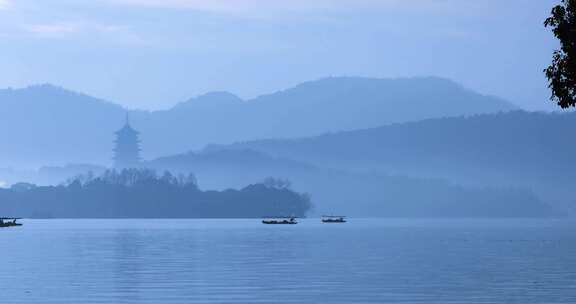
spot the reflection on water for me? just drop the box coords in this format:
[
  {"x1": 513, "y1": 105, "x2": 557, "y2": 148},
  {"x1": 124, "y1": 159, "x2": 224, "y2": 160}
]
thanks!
[{"x1": 1, "y1": 219, "x2": 575, "y2": 303}]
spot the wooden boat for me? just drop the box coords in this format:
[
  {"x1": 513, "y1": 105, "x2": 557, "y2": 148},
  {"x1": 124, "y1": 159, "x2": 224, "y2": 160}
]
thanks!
[
  {"x1": 0, "y1": 218, "x2": 22, "y2": 228},
  {"x1": 262, "y1": 217, "x2": 298, "y2": 225},
  {"x1": 321, "y1": 215, "x2": 346, "y2": 223}
]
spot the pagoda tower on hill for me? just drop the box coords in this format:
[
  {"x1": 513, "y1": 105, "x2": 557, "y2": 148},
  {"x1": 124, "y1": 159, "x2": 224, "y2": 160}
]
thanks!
[{"x1": 113, "y1": 114, "x2": 141, "y2": 168}]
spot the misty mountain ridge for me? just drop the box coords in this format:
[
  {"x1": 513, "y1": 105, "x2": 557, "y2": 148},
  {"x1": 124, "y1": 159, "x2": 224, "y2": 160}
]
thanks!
[
  {"x1": 209, "y1": 110, "x2": 576, "y2": 214},
  {"x1": 253, "y1": 76, "x2": 515, "y2": 108},
  {"x1": 0, "y1": 143, "x2": 557, "y2": 217},
  {"x1": 215, "y1": 110, "x2": 576, "y2": 183},
  {"x1": 173, "y1": 91, "x2": 244, "y2": 110},
  {"x1": 0, "y1": 83, "x2": 122, "y2": 110},
  {"x1": 144, "y1": 147, "x2": 552, "y2": 217},
  {"x1": 151, "y1": 149, "x2": 315, "y2": 171},
  {"x1": 0, "y1": 76, "x2": 518, "y2": 167}
]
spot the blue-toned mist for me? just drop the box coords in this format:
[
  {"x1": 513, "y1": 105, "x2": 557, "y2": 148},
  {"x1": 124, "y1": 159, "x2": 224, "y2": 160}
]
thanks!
[{"x1": 0, "y1": 77, "x2": 572, "y2": 217}]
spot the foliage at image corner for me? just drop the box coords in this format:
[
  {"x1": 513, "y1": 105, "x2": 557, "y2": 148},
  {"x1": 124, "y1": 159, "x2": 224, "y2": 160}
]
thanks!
[{"x1": 545, "y1": 0, "x2": 576, "y2": 108}]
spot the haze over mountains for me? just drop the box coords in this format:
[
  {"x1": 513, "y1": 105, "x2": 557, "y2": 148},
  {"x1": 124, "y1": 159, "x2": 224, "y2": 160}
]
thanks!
[
  {"x1": 0, "y1": 77, "x2": 516, "y2": 167},
  {"x1": 201, "y1": 111, "x2": 575, "y2": 215},
  {"x1": 218, "y1": 111, "x2": 576, "y2": 186},
  {"x1": 146, "y1": 149, "x2": 552, "y2": 217},
  {"x1": 1, "y1": 75, "x2": 570, "y2": 217}
]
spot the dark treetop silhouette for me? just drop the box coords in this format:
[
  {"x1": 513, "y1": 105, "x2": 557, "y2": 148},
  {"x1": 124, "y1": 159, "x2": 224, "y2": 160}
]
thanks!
[
  {"x1": 545, "y1": 0, "x2": 576, "y2": 108},
  {"x1": 0, "y1": 169, "x2": 312, "y2": 218}
]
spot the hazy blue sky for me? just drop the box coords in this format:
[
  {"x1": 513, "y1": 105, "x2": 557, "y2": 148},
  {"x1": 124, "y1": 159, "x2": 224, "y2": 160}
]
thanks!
[{"x1": 0, "y1": 0, "x2": 559, "y2": 110}]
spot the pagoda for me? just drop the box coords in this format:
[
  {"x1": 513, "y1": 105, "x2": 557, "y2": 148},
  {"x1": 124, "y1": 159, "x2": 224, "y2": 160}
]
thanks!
[{"x1": 113, "y1": 114, "x2": 141, "y2": 168}]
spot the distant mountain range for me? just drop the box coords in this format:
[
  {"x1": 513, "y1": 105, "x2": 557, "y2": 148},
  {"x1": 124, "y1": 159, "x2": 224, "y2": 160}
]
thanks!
[
  {"x1": 1, "y1": 145, "x2": 557, "y2": 217},
  {"x1": 0, "y1": 77, "x2": 516, "y2": 167},
  {"x1": 2, "y1": 76, "x2": 559, "y2": 217},
  {"x1": 216, "y1": 111, "x2": 575, "y2": 184},
  {"x1": 206, "y1": 111, "x2": 576, "y2": 215},
  {"x1": 145, "y1": 149, "x2": 553, "y2": 217}
]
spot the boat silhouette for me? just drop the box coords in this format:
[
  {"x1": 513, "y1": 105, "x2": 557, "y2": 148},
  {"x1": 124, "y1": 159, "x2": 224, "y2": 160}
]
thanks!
[
  {"x1": 321, "y1": 215, "x2": 346, "y2": 223},
  {"x1": 262, "y1": 217, "x2": 298, "y2": 225},
  {"x1": 0, "y1": 218, "x2": 22, "y2": 228}
]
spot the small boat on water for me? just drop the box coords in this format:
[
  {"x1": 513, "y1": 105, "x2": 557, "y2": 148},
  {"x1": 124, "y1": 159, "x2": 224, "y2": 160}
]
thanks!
[
  {"x1": 321, "y1": 215, "x2": 346, "y2": 223},
  {"x1": 0, "y1": 218, "x2": 22, "y2": 228},
  {"x1": 262, "y1": 217, "x2": 298, "y2": 225}
]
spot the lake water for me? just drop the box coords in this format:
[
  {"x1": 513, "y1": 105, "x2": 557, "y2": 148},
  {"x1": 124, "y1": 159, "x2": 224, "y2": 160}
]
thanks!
[{"x1": 1, "y1": 219, "x2": 575, "y2": 303}]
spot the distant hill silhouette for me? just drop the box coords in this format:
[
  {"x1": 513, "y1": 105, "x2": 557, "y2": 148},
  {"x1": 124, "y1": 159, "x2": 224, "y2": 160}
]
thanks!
[
  {"x1": 146, "y1": 149, "x2": 553, "y2": 217},
  {"x1": 0, "y1": 84, "x2": 126, "y2": 167},
  {"x1": 2, "y1": 148, "x2": 551, "y2": 217},
  {"x1": 211, "y1": 111, "x2": 576, "y2": 214},
  {"x1": 217, "y1": 111, "x2": 574, "y2": 181},
  {"x1": 0, "y1": 77, "x2": 516, "y2": 167}
]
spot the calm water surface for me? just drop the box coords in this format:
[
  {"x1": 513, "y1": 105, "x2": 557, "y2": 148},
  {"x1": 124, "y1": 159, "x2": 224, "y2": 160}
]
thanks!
[{"x1": 1, "y1": 219, "x2": 575, "y2": 303}]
